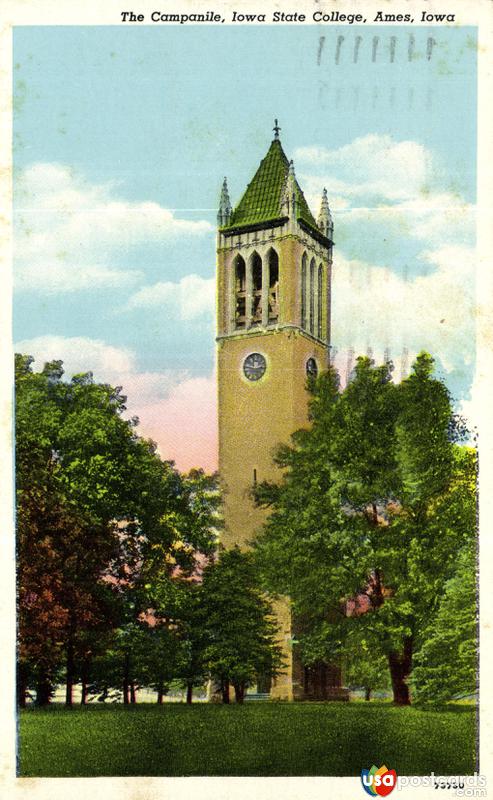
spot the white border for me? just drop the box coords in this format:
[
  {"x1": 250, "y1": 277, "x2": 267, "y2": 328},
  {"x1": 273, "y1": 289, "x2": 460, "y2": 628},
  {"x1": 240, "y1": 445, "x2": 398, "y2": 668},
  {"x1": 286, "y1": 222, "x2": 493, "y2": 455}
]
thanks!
[{"x1": 1, "y1": 2, "x2": 491, "y2": 799}]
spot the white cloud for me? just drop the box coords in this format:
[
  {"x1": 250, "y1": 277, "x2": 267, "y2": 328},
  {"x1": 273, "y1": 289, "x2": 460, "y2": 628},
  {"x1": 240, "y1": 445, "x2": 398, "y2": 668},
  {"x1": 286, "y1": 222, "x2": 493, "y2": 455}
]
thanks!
[
  {"x1": 14, "y1": 335, "x2": 185, "y2": 401},
  {"x1": 293, "y1": 133, "x2": 476, "y2": 402},
  {"x1": 295, "y1": 135, "x2": 435, "y2": 202},
  {"x1": 14, "y1": 335, "x2": 137, "y2": 381},
  {"x1": 14, "y1": 163, "x2": 213, "y2": 295},
  {"x1": 126, "y1": 274, "x2": 215, "y2": 320},
  {"x1": 14, "y1": 335, "x2": 217, "y2": 472},
  {"x1": 296, "y1": 135, "x2": 475, "y2": 256},
  {"x1": 15, "y1": 263, "x2": 141, "y2": 294},
  {"x1": 331, "y1": 244, "x2": 475, "y2": 379},
  {"x1": 325, "y1": 193, "x2": 475, "y2": 249}
]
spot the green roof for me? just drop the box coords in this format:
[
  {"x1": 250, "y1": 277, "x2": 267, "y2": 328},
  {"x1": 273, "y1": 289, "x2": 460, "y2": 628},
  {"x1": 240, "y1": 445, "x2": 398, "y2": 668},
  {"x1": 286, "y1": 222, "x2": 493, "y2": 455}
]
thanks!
[{"x1": 221, "y1": 139, "x2": 319, "y2": 234}]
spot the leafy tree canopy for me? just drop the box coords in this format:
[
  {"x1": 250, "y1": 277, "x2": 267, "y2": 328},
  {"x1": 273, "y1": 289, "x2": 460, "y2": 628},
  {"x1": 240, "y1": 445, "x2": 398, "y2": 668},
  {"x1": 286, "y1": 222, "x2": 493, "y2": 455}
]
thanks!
[
  {"x1": 201, "y1": 547, "x2": 283, "y2": 702},
  {"x1": 253, "y1": 353, "x2": 476, "y2": 705},
  {"x1": 15, "y1": 354, "x2": 219, "y2": 705}
]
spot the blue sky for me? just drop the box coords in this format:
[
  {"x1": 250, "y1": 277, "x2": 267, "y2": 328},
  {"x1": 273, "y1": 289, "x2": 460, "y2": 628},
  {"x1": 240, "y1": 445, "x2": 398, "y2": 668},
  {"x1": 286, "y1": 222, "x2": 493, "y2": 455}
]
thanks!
[{"x1": 13, "y1": 25, "x2": 477, "y2": 468}]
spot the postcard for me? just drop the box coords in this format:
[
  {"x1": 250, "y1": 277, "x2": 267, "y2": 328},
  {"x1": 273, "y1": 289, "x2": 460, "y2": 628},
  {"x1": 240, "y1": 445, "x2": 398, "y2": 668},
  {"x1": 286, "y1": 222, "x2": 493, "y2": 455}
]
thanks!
[{"x1": 1, "y1": 1, "x2": 492, "y2": 799}]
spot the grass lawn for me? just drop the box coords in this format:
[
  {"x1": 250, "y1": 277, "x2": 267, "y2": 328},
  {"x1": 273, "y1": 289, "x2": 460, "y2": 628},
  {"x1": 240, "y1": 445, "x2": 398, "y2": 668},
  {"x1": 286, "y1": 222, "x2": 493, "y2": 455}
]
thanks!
[{"x1": 18, "y1": 702, "x2": 477, "y2": 777}]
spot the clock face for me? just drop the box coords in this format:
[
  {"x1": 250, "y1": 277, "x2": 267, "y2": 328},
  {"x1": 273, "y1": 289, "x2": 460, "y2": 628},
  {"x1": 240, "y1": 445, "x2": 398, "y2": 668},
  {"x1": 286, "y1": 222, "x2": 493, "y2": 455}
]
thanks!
[
  {"x1": 243, "y1": 353, "x2": 267, "y2": 381},
  {"x1": 306, "y1": 357, "x2": 318, "y2": 378}
]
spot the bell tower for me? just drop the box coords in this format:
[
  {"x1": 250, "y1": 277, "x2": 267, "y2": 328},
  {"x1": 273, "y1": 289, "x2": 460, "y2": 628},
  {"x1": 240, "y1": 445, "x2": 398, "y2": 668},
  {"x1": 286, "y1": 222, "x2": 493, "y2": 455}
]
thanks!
[{"x1": 216, "y1": 123, "x2": 335, "y2": 700}]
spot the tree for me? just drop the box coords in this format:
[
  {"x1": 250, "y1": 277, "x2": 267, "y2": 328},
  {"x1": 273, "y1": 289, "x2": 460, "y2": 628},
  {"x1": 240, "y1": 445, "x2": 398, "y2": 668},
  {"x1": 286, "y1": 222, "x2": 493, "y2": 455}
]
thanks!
[
  {"x1": 95, "y1": 619, "x2": 182, "y2": 705},
  {"x1": 253, "y1": 354, "x2": 476, "y2": 705},
  {"x1": 15, "y1": 354, "x2": 219, "y2": 705},
  {"x1": 128, "y1": 469, "x2": 220, "y2": 703},
  {"x1": 16, "y1": 356, "x2": 122, "y2": 705},
  {"x1": 201, "y1": 547, "x2": 283, "y2": 703},
  {"x1": 412, "y1": 502, "x2": 478, "y2": 703},
  {"x1": 135, "y1": 622, "x2": 186, "y2": 704},
  {"x1": 128, "y1": 574, "x2": 198, "y2": 704},
  {"x1": 342, "y1": 625, "x2": 391, "y2": 701},
  {"x1": 177, "y1": 581, "x2": 210, "y2": 704}
]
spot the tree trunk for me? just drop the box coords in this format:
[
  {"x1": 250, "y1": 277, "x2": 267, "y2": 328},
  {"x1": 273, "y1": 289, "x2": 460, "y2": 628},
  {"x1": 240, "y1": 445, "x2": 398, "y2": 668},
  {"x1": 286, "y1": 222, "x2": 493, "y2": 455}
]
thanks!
[
  {"x1": 123, "y1": 652, "x2": 130, "y2": 705},
  {"x1": 303, "y1": 666, "x2": 310, "y2": 695},
  {"x1": 18, "y1": 686, "x2": 27, "y2": 709},
  {"x1": 234, "y1": 683, "x2": 245, "y2": 704},
  {"x1": 221, "y1": 679, "x2": 230, "y2": 704},
  {"x1": 320, "y1": 663, "x2": 328, "y2": 700},
  {"x1": 365, "y1": 687, "x2": 372, "y2": 701},
  {"x1": 368, "y1": 504, "x2": 385, "y2": 609},
  {"x1": 17, "y1": 666, "x2": 28, "y2": 709},
  {"x1": 388, "y1": 637, "x2": 413, "y2": 705},
  {"x1": 80, "y1": 659, "x2": 90, "y2": 705},
  {"x1": 130, "y1": 680, "x2": 136, "y2": 704},
  {"x1": 186, "y1": 682, "x2": 193, "y2": 704},
  {"x1": 35, "y1": 675, "x2": 52, "y2": 706},
  {"x1": 65, "y1": 640, "x2": 74, "y2": 707}
]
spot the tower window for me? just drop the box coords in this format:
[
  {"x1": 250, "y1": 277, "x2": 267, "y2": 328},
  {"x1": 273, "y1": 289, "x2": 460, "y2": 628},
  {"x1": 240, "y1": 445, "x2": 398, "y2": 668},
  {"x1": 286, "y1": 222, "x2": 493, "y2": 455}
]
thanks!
[
  {"x1": 318, "y1": 264, "x2": 323, "y2": 340},
  {"x1": 234, "y1": 254, "x2": 246, "y2": 329},
  {"x1": 301, "y1": 253, "x2": 307, "y2": 330},
  {"x1": 309, "y1": 257, "x2": 315, "y2": 335},
  {"x1": 268, "y1": 249, "x2": 279, "y2": 324},
  {"x1": 251, "y1": 252, "x2": 262, "y2": 327}
]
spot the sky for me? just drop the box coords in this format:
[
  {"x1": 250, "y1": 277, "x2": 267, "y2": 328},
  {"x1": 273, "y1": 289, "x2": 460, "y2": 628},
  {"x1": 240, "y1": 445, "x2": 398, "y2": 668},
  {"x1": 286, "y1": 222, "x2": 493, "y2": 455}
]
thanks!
[{"x1": 13, "y1": 25, "x2": 477, "y2": 471}]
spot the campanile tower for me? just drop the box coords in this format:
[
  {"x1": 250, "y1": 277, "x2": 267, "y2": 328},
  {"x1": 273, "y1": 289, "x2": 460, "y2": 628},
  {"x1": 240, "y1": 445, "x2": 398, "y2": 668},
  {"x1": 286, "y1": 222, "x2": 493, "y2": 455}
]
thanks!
[{"x1": 216, "y1": 123, "x2": 335, "y2": 699}]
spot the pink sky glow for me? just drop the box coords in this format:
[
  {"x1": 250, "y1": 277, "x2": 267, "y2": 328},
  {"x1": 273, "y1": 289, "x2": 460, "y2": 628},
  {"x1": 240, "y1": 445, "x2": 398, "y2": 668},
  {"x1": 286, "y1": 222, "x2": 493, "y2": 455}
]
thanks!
[{"x1": 134, "y1": 375, "x2": 218, "y2": 474}]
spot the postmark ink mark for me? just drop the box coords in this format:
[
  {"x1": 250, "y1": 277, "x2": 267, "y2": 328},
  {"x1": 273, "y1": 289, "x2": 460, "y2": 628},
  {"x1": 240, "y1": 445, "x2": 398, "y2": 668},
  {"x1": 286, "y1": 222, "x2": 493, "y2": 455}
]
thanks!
[
  {"x1": 372, "y1": 36, "x2": 379, "y2": 62},
  {"x1": 335, "y1": 35, "x2": 344, "y2": 64},
  {"x1": 354, "y1": 35, "x2": 362, "y2": 63},
  {"x1": 426, "y1": 37, "x2": 436, "y2": 60}
]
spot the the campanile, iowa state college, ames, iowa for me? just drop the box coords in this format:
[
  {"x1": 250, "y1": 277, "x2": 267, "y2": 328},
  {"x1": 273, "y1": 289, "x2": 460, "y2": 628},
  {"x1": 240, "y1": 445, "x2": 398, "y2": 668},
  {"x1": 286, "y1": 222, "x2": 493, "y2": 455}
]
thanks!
[{"x1": 216, "y1": 123, "x2": 346, "y2": 700}]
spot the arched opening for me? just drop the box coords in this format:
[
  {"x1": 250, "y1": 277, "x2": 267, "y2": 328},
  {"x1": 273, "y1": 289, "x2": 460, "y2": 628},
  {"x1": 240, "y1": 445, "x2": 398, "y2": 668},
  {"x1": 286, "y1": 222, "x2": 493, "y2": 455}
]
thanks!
[
  {"x1": 309, "y1": 257, "x2": 315, "y2": 335},
  {"x1": 301, "y1": 252, "x2": 307, "y2": 330},
  {"x1": 251, "y1": 252, "x2": 262, "y2": 327},
  {"x1": 267, "y1": 248, "x2": 279, "y2": 324},
  {"x1": 234, "y1": 254, "x2": 246, "y2": 329},
  {"x1": 317, "y1": 264, "x2": 323, "y2": 339}
]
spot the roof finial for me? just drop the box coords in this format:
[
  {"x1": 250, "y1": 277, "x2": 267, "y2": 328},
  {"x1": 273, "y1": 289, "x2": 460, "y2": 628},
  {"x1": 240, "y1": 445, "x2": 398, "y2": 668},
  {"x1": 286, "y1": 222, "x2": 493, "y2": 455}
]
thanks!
[
  {"x1": 273, "y1": 118, "x2": 281, "y2": 140},
  {"x1": 317, "y1": 187, "x2": 333, "y2": 238},
  {"x1": 217, "y1": 176, "x2": 232, "y2": 227}
]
